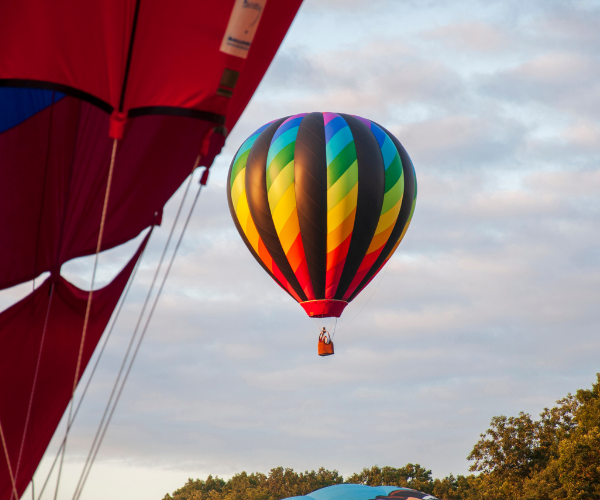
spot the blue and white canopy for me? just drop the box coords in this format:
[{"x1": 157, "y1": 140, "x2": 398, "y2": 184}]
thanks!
[{"x1": 284, "y1": 484, "x2": 437, "y2": 500}]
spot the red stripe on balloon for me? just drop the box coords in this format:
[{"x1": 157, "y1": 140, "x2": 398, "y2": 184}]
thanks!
[
  {"x1": 347, "y1": 256, "x2": 391, "y2": 300},
  {"x1": 342, "y1": 247, "x2": 385, "y2": 300},
  {"x1": 272, "y1": 263, "x2": 303, "y2": 303},
  {"x1": 325, "y1": 232, "x2": 353, "y2": 298},
  {"x1": 287, "y1": 232, "x2": 315, "y2": 300}
]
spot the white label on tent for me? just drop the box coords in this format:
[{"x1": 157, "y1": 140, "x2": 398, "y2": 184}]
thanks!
[{"x1": 220, "y1": 0, "x2": 268, "y2": 59}]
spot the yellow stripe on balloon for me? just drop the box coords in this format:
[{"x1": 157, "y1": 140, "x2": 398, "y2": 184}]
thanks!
[
  {"x1": 374, "y1": 198, "x2": 402, "y2": 235},
  {"x1": 327, "y1": 207, "x2": 356, "y2": 253},
  {"x1": 267, "y1": 160, "x2": 295, "y2": 212},
  {"x1": 271, "y1": 182, "x2": 297, "y2": 234},
  {"x1": 381, "y1": 202, "x2": 416, "y2": 264},
  {"x1": 327, "y1": 183, "x2": 358, "y2": 234},
  {"x1": 244, "y1": 213, "x2": 261, "y2": 252},
  {"x1": 230, "y1": 171, "x2": 246, "y2": 211},
  {"x1": 235, "y1": 189, "x2": 261, "y2": 252},
  {"x1": 235, "y1": 191, "x2": 250, "y2": 227}
]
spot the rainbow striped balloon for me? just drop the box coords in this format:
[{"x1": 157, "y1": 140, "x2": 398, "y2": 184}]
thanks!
[{"x1": 227, "y1": 112, "x2": 417, "y2": 318}]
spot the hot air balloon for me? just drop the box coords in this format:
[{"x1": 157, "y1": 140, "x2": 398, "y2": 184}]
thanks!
[
  {"x1": 227, "y1": 113, "x2": 417, "y2": 355},
  {"x1": 283, "y1": 484, "x2": 438, "y2": 500},
  {"x1": 0, "y1": 2, "x2": 302, "y2": 499}
]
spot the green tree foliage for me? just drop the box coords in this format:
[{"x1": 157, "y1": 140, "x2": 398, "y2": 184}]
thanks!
[
  {"x1": 162, "y1": 475, "x2": 226, "y2": 500},
  {"x1": 346, "y1": 464, "x2": 434, "y2": 493},
  {"x1": 162, "y1": 374, "x2": 600, "y2": 500},
  {"x1": 162, "y1": 467, "x2": 343, "y2": 500},
  {"x1": 467, "y1": 373, "x2": 600, "y2": 499},
  {"x1": 429, "y1": 474, "x2": 482, "y2": 500}
]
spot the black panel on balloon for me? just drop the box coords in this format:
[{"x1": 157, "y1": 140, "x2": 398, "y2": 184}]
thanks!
[
  {"x1": 334, "y1": 114, "x2": 385, "y2": 300},
  {"x1": 245, "y1": 117, "x2": 308, "y2": 302},
  {"x1": 294, "y1": 112, "x2": 327, "y2": 300},
  {"x1": 348, "y1": 122, "x2": 416, "y2": 302},
  {"x1": 226, "y1": 164, "x2": 293, "y2": 299}
]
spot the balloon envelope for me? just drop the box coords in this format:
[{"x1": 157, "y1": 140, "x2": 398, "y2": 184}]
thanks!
[
  {"x1": 283, "y1": 484, "x2": 437, "y2": 500},
  {"x1": 227, "y1": 113, "x2": 417, "y2": 318}
]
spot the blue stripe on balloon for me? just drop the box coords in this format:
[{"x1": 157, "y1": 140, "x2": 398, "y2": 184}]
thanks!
[
  {"x1": 271, "y1": 114, "x2": 305, "y2": 144},
  {"x1": 324, "y1": 115, "x2": 346, "y2": 142},
  {"x1": 325, "y1": 126, "x2": 353, "y2": 165},
  {"x1": 0, "y1": 88, "x2": 65, "y2": 133},
  {"x1": 369, "y1": 122, "x2": 387, "y2": 149},
  {"x1": 267, "y1": 126, "x2": 299, "y2": 168},
  {"x1": 233, "y1": 122, "x2": 272, "y2": 164},
  {"x1": 380, "y1": 135, "x2": 398, "y2": 170},
  {"x1": 283, "y1": 484, "x2": 412, "y2": 500}
]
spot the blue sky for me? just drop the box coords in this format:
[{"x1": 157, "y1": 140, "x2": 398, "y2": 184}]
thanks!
[{"x1": 2, "y1": 1, "x2": 600, "y2": 499}]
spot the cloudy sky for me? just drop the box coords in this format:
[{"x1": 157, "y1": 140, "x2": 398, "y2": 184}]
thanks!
[{"x1": 3, "y1": 0, "x2": 600, "y2": 499}]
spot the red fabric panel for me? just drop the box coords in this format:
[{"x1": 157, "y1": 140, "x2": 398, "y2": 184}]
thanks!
[
  {"x1": 0, "y1": 97, "x2": 219, "y2": 291},
  {"x1": 0, "y1": 234, "x2": 148, "y2": 500},
  {"x1": 0, "y1": 0, "x2": 136, "y2": 108},
  {"x1": 226, "y1": 0, "x2": 303, "y2": 129},
  {"x1": 57, "y1": 103, "x2": 214, "y2": 263},
  {"x1": 0, "y1": 0, "x2": 303, "y2": 117},
  {"x1": 124, "y1": 0, "x2": 243, "y2": 113},
  {"x1": 299, "y1": 299, "x2": 348, "y2": 319},
  {"x1": 0, "y1": 0, "x2": 301, "y2": 290},
  {"x1": 0, "y1": 97, "x2": 78, "y2": 290}
]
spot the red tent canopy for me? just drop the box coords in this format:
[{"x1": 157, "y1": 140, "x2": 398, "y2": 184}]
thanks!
[
  {"x1": 0, "y1": 0, "x2": 300, "y2": 129},
  {"x1": 0, "y1": 1, "x2": 303, "y2": 498}
]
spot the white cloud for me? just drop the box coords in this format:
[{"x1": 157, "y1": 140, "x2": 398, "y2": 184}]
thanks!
[{"x1": 422, "y1": 21, "x2": 511, "y2": 53}]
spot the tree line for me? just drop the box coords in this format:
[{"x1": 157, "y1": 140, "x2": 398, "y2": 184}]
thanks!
[{"x1": 162, "y1": 374, "x2": 600, "y2": 500}]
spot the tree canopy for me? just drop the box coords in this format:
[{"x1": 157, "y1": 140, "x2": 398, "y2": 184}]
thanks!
[{"x1": 163, "y1": 374, "x2": 600, "y2": 500}]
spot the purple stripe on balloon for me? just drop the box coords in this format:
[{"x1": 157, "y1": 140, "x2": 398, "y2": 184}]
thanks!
[
  {"x1": 324, "y1": 114, "x2": 347, "y2": 143},
  {"x1": 353, "y1": 115, "x2": 372, "y2": 128},
  {"x1": 323, "y1": 111, "x2": 338, "y2": 125}
]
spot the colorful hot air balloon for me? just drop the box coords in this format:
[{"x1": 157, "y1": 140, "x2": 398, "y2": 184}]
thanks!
[
  {"x1": 227, "y1": 112, "x2": 417, "y2": 347},
  {"x1": 283, "y1": 484, "x2": 437, "y2": 500}
]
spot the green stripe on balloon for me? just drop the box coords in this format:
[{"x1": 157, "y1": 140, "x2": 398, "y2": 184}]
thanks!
[
  {"x1": 326, "y1": 142, "x2": 357, "y2": 189},
  {"x1": 266, "y1": 142, "x2": 295, "y2": 191}
]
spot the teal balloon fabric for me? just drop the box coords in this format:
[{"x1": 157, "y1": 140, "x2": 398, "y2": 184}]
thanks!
[{"x1": 283, "y1": 484, "x2": 438, "y2": 500}]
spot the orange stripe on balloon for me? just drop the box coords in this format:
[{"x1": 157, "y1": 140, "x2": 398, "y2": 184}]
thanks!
[
  {"x1": 278, "y1": 207, "x2": 301, "y2": 254},
  {"x1": 257, "y1": 238, "x2": 274, "y2": 269},
  {"x1": 366, "y1": 224, "x2": 395, "y2": 255},
  {"x1": 257, "y1": 236, "x2": 303, "y2": 302},
  {"x1": 244, "y1": 217, "x2": 261, "y2": 253}
]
